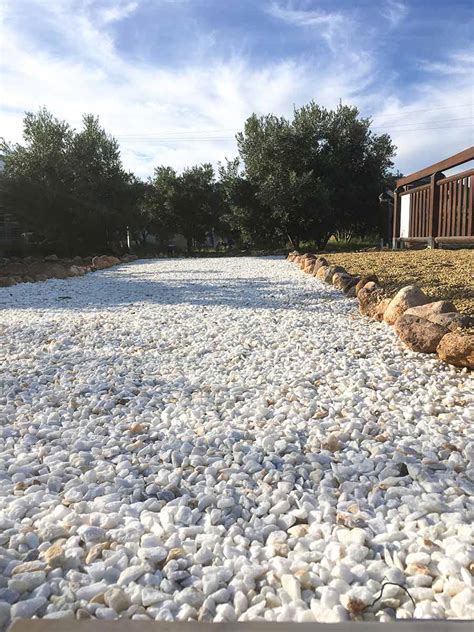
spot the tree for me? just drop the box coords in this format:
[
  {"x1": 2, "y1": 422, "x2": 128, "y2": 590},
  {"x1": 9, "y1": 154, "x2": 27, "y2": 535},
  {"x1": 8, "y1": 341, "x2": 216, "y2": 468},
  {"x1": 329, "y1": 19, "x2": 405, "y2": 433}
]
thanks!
[
  {"x1": 0, "y1": 108, "x2": 75, "y2": 249},
  {"x1": 68, "y1": 114, "x2": 130, "y2": 251},
  {"x1": 218, "y1": 158, "x2": 273, "y2": 248},
  {"x1": 235, "y1": 102, "x2": 396, "y2": 249},
  {"x1": 0, "y1": 108, "x2": 141, "y2": 254},
  {"x1": 144, "y1": 163, "x2": 221, "y2": 252},
  {"x1": 236, "y1": 113, "x2": 329, "y2": 249},
  {"x1": 175, "y1": 164, "x2": 219, "y2": 252},
  {"x1": 142, "y1": 166, "x2": 179, "y2": 249},
  {"x1": 293, "y1": 103, "x2": 395, "y2": 241}
]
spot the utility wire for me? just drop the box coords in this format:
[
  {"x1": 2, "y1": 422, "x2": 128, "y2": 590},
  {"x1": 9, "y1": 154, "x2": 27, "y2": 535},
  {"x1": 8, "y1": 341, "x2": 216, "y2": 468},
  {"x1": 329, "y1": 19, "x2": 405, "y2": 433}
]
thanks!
[
  {"x1": 117, "y1": 122, "x2": 473, "y2": 143},
  {"x1": 370, "y1": 102, "x2": 472, "y2": 121},
  {"x1": 116, "y1": 117, "x2": 473, "y2": 142},
  {"x1": 114, "y1": 103, "x2": 473, "y2": 140}
]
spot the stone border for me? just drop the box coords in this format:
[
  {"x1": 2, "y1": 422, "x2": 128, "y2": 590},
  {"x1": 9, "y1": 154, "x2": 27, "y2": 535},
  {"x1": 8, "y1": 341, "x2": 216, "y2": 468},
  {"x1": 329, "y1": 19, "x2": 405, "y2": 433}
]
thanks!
[
  {"x1": 0, "y1": 255, "x2": 139, "y2": 288},
  {"x1": 287, "y1": 252, "x2": 473, "y2": 370}
]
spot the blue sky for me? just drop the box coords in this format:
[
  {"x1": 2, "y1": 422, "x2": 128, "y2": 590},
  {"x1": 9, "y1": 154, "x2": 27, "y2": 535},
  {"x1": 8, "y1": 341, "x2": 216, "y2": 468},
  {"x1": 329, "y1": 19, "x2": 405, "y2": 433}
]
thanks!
[{"x1": 1, "y1": 0, "x2": 473, "y2": 178}]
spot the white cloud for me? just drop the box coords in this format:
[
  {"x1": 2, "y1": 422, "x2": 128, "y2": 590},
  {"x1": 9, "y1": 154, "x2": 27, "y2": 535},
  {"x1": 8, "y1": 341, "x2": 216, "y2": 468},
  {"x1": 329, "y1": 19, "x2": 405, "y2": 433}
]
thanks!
[
  {"x1": 264, "y1": 1, "x2": 344, "y2": 50},
  {"x1": 0, "y1": 0, "x2": 472, "y2": 179},
  {"x1": 98, "y1": 1, "x2": 139, "y2": 25},
  {"x1": 0, "y1": 1, "x2": 374, "y2": 177},
  {"x1": 369, "y1": 49, "x2": 474, "y2": 175},
  {"x1": 382, "y1": 0, "x2": 408, "y2": 28}
]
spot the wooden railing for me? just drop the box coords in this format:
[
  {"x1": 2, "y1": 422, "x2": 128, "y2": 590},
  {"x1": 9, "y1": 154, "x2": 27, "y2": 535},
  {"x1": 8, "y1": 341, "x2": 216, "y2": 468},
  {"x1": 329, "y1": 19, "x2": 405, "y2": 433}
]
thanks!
[
  {"x1": 437, "y1": 169, "x2": 473, "y2": 241},
  {"x1": 393, "y1": 146, "x2": 474, "y2": 247},
  {"x1": 400, "y1": 184, "x2": 431, "y2": 239}
]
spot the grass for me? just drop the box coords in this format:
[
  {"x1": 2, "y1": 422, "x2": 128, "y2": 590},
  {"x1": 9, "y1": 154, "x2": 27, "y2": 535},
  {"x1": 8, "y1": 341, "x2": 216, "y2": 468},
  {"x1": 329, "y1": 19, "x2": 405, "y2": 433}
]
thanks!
[{"x1": 322, "y1": 248, "x2": 474, "y2": 315}]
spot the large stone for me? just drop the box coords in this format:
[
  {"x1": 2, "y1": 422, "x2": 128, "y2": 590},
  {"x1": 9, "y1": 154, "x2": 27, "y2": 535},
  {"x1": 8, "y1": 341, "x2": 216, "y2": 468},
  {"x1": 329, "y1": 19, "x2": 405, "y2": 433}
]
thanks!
[
  {"x1": 374, "y1": 297, "x2": 392, "y2": 322},
  {"x1": 300, "y1": 254, "x2": 316, "y2": 270},
  {"x1": 303, "y1": 258, "x2": 317, "y2": 273},
  {"x1": 323, "y1": 265, "x2": 346, "y2": 284},
  {"x1": 394, "y1": 314, "x2": 449, "y2": 353},
  {"x1": 0, "y1": 277, "x2": 16, "y2": 287},
  {"x1": 11, "y1": 597, "x2": 46, "y2": 619},
  {"x1": 358, "y1": 282, "x2": 386, "y2": 318},
  {"x1": 404, "y1": 300, "x2": 457, "y2": 319},
  {"x1": 41, "y1": 263, "x2": 69, "y2": 279},
  {"x1": 92, "y1": 255, "x2": 120, "y2": 270},
  {"x1": 315, "y1": 265, "x2": 329, "y2": 281},
  {"x1": 311, "y1": 256, "x2": 328, "y2": 275},
  {"x1": 355, "y1": 275, "x2": 379, "y2": 296},
  {"x1": 429, "y1": 312, "x2": 474, "y2": 332},
  {"x1": 120, "y1": 254, "x2": 138, "y2": 263},
  {"x1": 0, "y1": 602, "x2": 10, "y2": 628},
  {"x1": 437, "y1": 333, "x2": 474, "y2": 369},
  {"x1": 68, "y1": 265, "x2": 86, "y2": 277},
  {"x1": 342, "y1": 276, "x2": 360, "y2": 294},
  {"x1": 383, "y1": 285, "x2": 428, "y2": 325},
  {"x1": 332, "y1": 272, "x2": 353, "y2": 291}
]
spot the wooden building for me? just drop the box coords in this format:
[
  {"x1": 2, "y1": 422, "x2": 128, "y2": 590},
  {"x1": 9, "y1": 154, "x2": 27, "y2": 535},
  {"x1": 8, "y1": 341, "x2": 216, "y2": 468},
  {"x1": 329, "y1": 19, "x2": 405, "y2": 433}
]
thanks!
[{"x1": 392, "y1": 146, "x2": 473, "y2": 248}]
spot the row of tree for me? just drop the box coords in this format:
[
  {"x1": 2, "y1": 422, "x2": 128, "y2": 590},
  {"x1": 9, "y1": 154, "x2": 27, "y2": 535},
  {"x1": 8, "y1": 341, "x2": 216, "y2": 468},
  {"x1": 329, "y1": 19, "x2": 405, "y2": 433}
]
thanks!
[{"x1": 0, "y1": 103, "x2": 397, "y2": 256}]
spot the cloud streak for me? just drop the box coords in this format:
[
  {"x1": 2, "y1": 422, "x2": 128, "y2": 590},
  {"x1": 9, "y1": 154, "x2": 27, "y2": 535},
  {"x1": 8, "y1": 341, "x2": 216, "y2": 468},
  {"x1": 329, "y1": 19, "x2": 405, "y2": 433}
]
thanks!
[
  {"x1": 382, "y1": 0, "x2": 408, "y2": 28},
  {"x1": 264, "y1": 1, "x2": 345, "y2": 51}
]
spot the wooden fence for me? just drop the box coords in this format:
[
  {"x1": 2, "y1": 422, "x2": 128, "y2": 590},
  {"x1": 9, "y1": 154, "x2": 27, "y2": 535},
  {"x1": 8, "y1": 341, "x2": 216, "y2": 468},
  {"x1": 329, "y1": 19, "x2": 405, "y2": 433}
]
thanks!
[{"x1": 393, "y1": 146, "x2": 474, "y2": 247}]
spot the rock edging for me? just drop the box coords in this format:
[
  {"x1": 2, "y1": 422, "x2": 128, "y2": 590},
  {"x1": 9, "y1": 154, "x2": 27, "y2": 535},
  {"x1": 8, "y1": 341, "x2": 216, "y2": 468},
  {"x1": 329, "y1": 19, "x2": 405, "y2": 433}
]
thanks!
[
  {"x1": 287, "y1": 250, "x2": 474, "y2": 370},
  {"x1": 0, "y1": 254, "x2": 138, "y2": 288}
]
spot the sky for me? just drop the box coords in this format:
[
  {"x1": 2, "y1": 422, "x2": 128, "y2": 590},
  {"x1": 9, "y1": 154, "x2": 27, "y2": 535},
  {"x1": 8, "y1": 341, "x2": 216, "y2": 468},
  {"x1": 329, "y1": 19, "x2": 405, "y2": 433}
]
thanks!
[{"x1": 0, "y1": 0, "x2": 473, "y2": 179}]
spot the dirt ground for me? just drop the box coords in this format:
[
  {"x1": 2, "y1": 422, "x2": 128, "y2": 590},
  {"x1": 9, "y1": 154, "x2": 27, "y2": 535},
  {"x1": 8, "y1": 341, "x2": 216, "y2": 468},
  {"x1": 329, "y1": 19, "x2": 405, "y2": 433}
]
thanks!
[{"x1": 323, "y1": 248, "x2": 474, "y2": 315}]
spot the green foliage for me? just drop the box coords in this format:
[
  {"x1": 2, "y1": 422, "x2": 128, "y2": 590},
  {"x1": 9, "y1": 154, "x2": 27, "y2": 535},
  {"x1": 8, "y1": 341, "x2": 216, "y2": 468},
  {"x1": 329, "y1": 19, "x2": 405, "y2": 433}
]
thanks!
[
  {"x1": 218, "y1": 158, "x2": 277, "y2": 248},
  {"x1": 0, "y1": 101, "x2": 397, "y2": 256},
  {"x1": 0, "y1": 108, "x2": 142, "y2": 254},
  {"x1": 144, "y1": 163, "x2": 221, "y2": 252},
  {"x1": 234, "y1": 102, "x2": 396, "y2": 249}
]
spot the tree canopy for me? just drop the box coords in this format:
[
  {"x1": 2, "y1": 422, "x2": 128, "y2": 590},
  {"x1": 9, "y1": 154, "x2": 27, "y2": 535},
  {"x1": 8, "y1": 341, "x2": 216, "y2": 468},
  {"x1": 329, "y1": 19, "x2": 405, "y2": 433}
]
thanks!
[
  {"x1": 235, "y1": 102, "x2": 395, "y2": 249},
  {"x1": 1, "y1": 103, "x2": 397, "y2": 255},
  {"x1": 1, "y1": 108, "x2": 139, "y2": 254}
]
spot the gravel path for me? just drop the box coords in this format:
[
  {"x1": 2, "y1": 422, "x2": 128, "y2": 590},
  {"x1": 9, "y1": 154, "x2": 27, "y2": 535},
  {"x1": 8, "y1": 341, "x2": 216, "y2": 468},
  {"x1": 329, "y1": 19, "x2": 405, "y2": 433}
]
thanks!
[{"x1": 0, "y1": 256, "x2": 473, "y2": 626}]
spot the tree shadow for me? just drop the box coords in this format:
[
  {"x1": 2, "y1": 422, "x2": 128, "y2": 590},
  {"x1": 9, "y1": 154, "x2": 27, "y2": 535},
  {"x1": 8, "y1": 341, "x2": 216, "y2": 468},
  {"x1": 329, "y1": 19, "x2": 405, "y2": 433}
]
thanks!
[{"x1": 0, "y1": 259, "x2": 351, "y2": 313}]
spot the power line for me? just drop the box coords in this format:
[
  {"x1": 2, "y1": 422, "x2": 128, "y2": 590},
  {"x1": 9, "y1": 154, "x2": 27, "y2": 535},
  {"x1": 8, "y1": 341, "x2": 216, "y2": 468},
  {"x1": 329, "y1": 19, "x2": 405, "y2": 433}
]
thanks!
[
  {"x1": 371, "y1": 116, "x2": 474, "y2": 131},
  {"x1": 114, "y1": 103, "x2": 473, "y2": 140},
  {"x1": 370, "y1": 102, "x2": 472, "y2": 121},
  {"x1": 116, "y1": 123, "x2": 473, "y2": 144},
  {"x1": 117, "y1": 121, "x2": 473, "y2": 143}
]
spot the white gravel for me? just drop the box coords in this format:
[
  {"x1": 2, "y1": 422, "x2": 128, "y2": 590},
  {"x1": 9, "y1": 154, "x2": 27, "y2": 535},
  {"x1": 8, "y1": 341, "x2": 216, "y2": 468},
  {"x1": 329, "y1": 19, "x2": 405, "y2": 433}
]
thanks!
[{"x1": 0, "y1": 256, "x2": 473, "y2": 626}]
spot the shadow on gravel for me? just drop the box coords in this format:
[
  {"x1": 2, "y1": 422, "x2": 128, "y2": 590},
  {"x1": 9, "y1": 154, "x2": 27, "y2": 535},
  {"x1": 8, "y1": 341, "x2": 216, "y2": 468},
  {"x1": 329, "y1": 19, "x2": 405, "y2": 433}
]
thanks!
[{"x1": 0, "y1": 263, "x2": 351, "y2": 313}]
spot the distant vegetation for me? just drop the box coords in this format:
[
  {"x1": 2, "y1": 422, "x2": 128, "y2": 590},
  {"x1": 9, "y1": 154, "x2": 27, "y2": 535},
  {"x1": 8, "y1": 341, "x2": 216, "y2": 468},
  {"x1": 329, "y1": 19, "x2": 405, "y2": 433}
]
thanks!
[{"x1": 0, "y1": 103, "x2": 396, "y2": 256}]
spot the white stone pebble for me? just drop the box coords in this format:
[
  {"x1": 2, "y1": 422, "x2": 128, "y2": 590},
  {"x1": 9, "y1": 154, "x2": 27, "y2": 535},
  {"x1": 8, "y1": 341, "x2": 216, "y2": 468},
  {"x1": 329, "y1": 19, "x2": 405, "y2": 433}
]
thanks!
[{"x1": 0, "y1": 256, "x2": 473, "y2": 626}]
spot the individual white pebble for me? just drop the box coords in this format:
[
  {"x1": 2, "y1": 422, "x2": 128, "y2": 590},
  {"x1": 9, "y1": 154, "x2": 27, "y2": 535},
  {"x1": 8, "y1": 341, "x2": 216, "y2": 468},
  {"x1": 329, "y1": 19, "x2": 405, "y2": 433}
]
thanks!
[
  {"x1": 336, "y1": 528, "x2": 366, "y2": 547},
  {"x1": 214, "y1": 604, "x2": 237, "y2": 622},
  {"x1": 118, "y1": 566, "x2": 148, "y2": 586},
  {"x1": 280, "y1": 575, "x2": 301, "y2": 601},
  {"x1": 0, "y1": 602, "x2": 11, "y2": 627},
  {"x1": 11, "y1": 597, "x2": 46, "y2": 619},
  {"x1": 104, "y1": 587, "x2": 130, "y2": 612}
]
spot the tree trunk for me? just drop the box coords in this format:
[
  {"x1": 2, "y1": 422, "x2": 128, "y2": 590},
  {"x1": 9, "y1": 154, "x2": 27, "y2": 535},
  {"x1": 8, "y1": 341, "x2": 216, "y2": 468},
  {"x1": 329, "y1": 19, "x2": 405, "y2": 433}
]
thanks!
[
  {"x1": 287, "y1": 233, "x2": 299, "y2": 250},
  {"x1": 315, "y1": 232, "x2": 331, "y2": 250}
]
